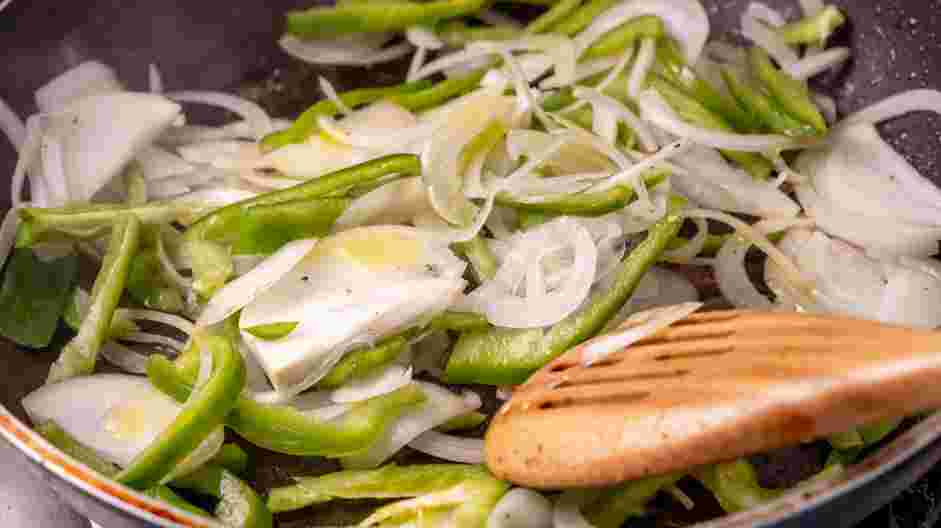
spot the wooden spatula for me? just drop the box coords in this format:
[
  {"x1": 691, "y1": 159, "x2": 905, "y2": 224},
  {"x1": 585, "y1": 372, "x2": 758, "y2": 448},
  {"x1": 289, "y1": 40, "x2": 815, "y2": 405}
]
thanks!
[{"x1": 486, "y1": 310, "x2": 941, "y2": 489}]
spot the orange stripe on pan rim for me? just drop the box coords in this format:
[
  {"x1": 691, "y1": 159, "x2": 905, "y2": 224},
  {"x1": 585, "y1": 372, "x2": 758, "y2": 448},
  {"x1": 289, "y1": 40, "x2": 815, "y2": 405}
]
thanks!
[
  {"x1": 0, "y1": 404, "x2": 218, "y2": 528},
  {"x1": 2, "y1": 401, "x2": 941, "y2": 527}
]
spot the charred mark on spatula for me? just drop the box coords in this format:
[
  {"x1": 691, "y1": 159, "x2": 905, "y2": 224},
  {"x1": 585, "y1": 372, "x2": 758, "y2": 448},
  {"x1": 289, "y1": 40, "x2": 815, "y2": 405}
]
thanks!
[
  {"x1": 654, "y1": 345, "x2": 733, "y2": 362},
  {"x1": 553, "y1": 369, "x2": 690, "y2": 389},
  {"x1": 536, "y1": 390, "x2": 651, "y2": 410}
]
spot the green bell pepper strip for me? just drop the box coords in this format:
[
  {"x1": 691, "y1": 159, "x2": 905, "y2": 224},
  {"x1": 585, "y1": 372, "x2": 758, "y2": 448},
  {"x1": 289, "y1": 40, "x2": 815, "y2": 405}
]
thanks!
[
  {"x1": 721, "y1": 67, "x2": 818, "y2": 137},
  {"x1": 696, "y1": 460, "x2": 781, "y2": 514},
  {"x1": 496, "y1": 169, "x2": 669, "y2": 216},
  {"x1": 655, "y1": 39, "x2": 761, "y2": 133},
  {"x1": 173, "y1": 465, "x2": 273, "y2": 528},
  {"x1": 859, "y1": 418, "x2": 903, "y2": 445},
  {"x1": 452, "y1": 236, "x2": 499, "y2": 284},
  {"x1": 315, "y1": 334, "x2": 410, "y2": 390},
  {"x1": 285, "y1": 0, "x2": 492, "y2": 38},
  {"x1": 184, "y1": 155, "x2": 421, "y2": 243},
  {"x1": 525, "y1": 0, "x2": 582, "y2": 34},
  {"x1": 243, "y1": 321, "x2": 299, "y2": 341},
  {"x1": 185, "y1": 240, "x2": 233, "y2": 299},
  {"x1": 127, "y1": 250, "x2": 185, "y2": 313},
  {"x1": 438, "y1": 21, "x2": 522, "y2": 47},
  {"x1": 581, "y1": 16, "x2": 665, "y2": 60},
  {"x1": 211, "y1": 444, "x2": 250, "y2": 477},
  {"x1": 36, "y1": 421, "x2": 121, "y2": 477},
  {"x1": 649, "y1": 75, "x2": 774, "y2": 180},
  {"x1": 445, "y1": 211, "x2": 684, "y2": 385},
  {"x1": 778, "y1": 5, "x2": 846, "y2": 46},
  {"x1": 517, "y1": 210, "x2": 557, "y2": 230},
  {"x1": 551, "y1": 0, "x2": 621, "y2": 36},
  {"x1": 749, "y1": 47, "x2": 828, "y2": 134},
  {"x1": 584, "y1": 473, "x2": 683, "y2": 528},
  {"x1": 828, "y1": 429, "x2": 865, "y2": 450},
  {"x1": 47, "y1": 215, "x2": 141, "y2": 383},
  {"x1": 124, "y1": 162, "x2": 148, "y2": 206},
  {"x1": 267, "y1": 463, "x2": 500, "y2": 514},
  {"x1": 16, "y1": 201, "x2": 189, "y2": 248},
  {"x1": 437, "y1": 411, "x2": 488, "y2": 433},
  {"x1": 234, "y1": 198, "x2": 349, "y2": 255},
  {"x1": 116, "y1": 332, "x2": 246, "y2": 490},
  {"x1": 64, "y1": 288, "x2": 141, "y2": 341},
  {"x1": 144, "y1": 486, "x2": 213, "y2": 519},
  {"x1": 260, "y1": 80, "x2": 432, "y2": 151},
  {"x1": 0, "y1": 249, "x2": 78, "y2": 348},
  {"x1": 37, "y1": 421, "x2": 214, "y2": 519},
  {"x1": 148, "y1": 355, "x2": 426, "y2": 457},
  {"x1": 430, "y1": 311, "x2": 492, "y2": 333}
]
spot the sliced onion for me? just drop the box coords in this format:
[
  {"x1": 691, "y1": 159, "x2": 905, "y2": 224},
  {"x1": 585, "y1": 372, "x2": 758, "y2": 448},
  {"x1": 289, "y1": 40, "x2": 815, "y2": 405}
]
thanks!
[
  {"x1": 168, "y1": 91, "x2": 272, "y2": 140},
  {"x1": 137, "y1": 145, "x2": 194, "y2": 181},
  {"x1": 406, "y1": 26, "x2": 445, "y2": 50},
  {"x1": 164, "y1": 427, "x2": 225, "y2": 483},
  {"x1": 335, "y1": 177, "x2": 431, "y2": 230},
  {"x1": 342, "y1": 382, "x2": 474, "y2": 469},
  {"x1": 161, "y1": 119, "x2": 291, "y2": 146},
  {"x1": 639, "y1": 90, "x2": 802, "y2": 151},
  {"x1": 663, "y1": 217, "x2": 709, "y2": 263},
  {"x1": 715, "y1": 236, "x2": 774, "y2": 309},
  {"x1": 122, "y1": 332, "x2": 186, "y2": 353},
  {"x1": 878, "y1": 262, "x2": 941, "y2": 329},
  {"x1": 0, "y1": 95, "x2": 26, "y2": 150},
  {"x1": 580, "y1": 302, "x2": 703, "y2": 365},
  {"x1": 197, "y1": 238, "x2": 318, "y2": 327},
  {"x1": 605, "y1": 267, "x2": 700, "y2": 330},
  {"x1": 408, "y1": 430, "x2": 485, "y2": 464},
  {"x1": 148, "y1": 63, "x2": 164, "y2": 93},
  {"x1": 540, "y1": 56, "x2": 621, "y2": 89},
  {"x1": 843, "y1": 89, "x2": 941, "y2": 126},
  {"x1": 574, "y1": 0, "x2": 709, "y2": 63},
  {"x1": 122, "y1": 309, "x2": 194, "y2": 335},
  {"x1": 330, "y1": 365, "x2": 413, "y2": 404},
  {"x1": 34, "y1": 61, "x2": 124, "y2": 113},
  {"x1": 506, "y1": 129, "x2": 615, "y2": 175},
  {"x1": 741, "y1": 2, "x2": 798, "y2": 68},
  {"x1": 11, "y1": 115, "x2": 41, "y2": 207},
  {"x1": 785, "y1": 47, "x2": 851, "y2": 81},
  {"x1": 799, "y1": 0, "x2": 824, "y2": 15},
  {"x1": 598, "y1": 139, "x2": 690, "y2": 192},
  {"x1": 278, "y1": 34, "x2": 412, "y2": 67},
  {"x1": 99, "y1": 341, "x2": 151, "y2": 374},
  {"x1": 39, "y1": 134, "x2": 70, "y2": 206},
  {"x1": 574, "y1": 87, "x2": 658, "y2": 153},
  {"x1": 488, "y1": 488, "x2": 554, "y2": 528},
  {"x1": 812, "y1": 93, "x2": 838, "y2": 124},
  {"x1": 465, "y1": 217, "x2": 597, "y2": 329}
]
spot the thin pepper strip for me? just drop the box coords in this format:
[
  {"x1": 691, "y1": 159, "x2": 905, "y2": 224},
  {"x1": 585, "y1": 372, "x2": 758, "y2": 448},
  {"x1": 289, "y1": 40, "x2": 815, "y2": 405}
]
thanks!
[
  {"x1": 452, "y1": 236, "x2": 499, "y2": 285},
  {"x1": 496, "y1": 169, "x2": 669, "y2": 216},
  {"x1": 749, "y1": 47, "x2": 828, "y2": 134},
  {"x1": 173, "y1": 465, "x2": 273, "y2": 528},
  {"x1": 147, "y1": 355, "x2": 426, "y2": 457},
  {"x1": 235, "y1": 198, "x2": 349, "y2": 255},
  {"x1": 16, "y1": 201, "x2": 186, "y2": 248},
  {"x1": 438, "y1": 21, "x2": 522, "y2": 46},
  {"x1": 525, "y1": 0, "x2": 582, "y2": 34},
  {"x1": 316, "y1": 334, "x2": 410, "y2": 390},
  {"x1": 721, "y1": 67, "x2": 817, "y2": 137},
  {"x1": 581, "y1": 15, "x2": 665, "y2": 59},
  {"x1": 286, "y1": 0, "x2": 493, "y2": 38},
  {"x1": 117, "y1": 332, "x2": 245, "y2": 490},
  {"x1": 47, "y1": 215, "x2": 140, "y2": 383},
  {"x1": 551, "y1": 0, "x2": 621, "y2": 36},
  {"x1": 445, "y1": 211, "x2": 684, "y2": 385},
  {"x1": 584, "y1": 473, "x2": 684, "y2": 528},
  {"x1": 778, "y1": 5, "x2": 846, "y2": 46},
  {"x1": 184, "y1": 154, "x2": 421, "y2": 243}
]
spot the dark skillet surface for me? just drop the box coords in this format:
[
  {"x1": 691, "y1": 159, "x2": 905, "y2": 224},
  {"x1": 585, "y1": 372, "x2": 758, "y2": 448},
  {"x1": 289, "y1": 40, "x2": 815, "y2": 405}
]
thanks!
[{"x1": 1, "y1": 0, "x2": 941, "y2": 527}]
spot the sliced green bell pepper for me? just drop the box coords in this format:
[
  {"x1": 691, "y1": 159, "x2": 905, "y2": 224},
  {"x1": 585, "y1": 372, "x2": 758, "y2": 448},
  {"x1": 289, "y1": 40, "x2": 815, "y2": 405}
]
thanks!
[
  {"x1": 260, "y1": 80, "x2": 432, "y2": 151},
  {"x1": 286, "y1": 0, "x2": 492, "y2": 38},
  {"x1": 696, "y1": 460, "x2": 781, "y2": 514},
  {"x1": 778, "y1": 5, "x2": 846, "y2": 46},
  {"x1": 437, "y1": 411, "x2": 488, "y2": 433},
  {"x1": 430, "y1": 311, "x2": 492, "y2": 333},
  {"x1": 526, "y1": 0, "x2": 582, "y2": 34},
  {"x1": 234, "y1": 198, "x2": 349, "y2": 255},
  {"x1": 584, "y1": 473, "x2": 683, "y2": 528},
  {"x1": 147, "y1": 355, "x2": 426, "y2": 457},
  {"x1": 721, "y1": 67, "x2": 818, "y2": 137},
  {"x1": 749, "y1": 47, "x2": 828, "y2": 134},
  {"x1": 144, "y1": 486, "x2": 213, "y2": 519},
  {"x1": 0, "y1": 249, "x2": 78, "y2": 348},
  {"x1": 496, "y1": 169, "x2": 668, "y2": 216},
  {"x1": 445, "y1": 212, "x2": 683, "y2": 385},
  {"x1": 551, "y1": 0, "x2": 621, "y2": 36},
  {"x1": 581, "y1": 16, "x2": 665, "y2": 60},
  {"x1": 173, "y1": 465, "x2": 273, "y2": 528},
  {"x1": 184, "y1": 155, "x2": 421, "y2": 243},
  {"x1": 126, "y1": 250, "x2": 185, "y2": 313},
  {"x1": 649, "y1": 75, "x2": 774, "y2": 180},
  {"x1": 117, "y1": 332, "x2": 245, "y2": 490},
  {"x1": 452, "y1": 236, "x2": 499, "y2": 284},
  {"x1": 438, "y1": 20, "x2": 522, "y2": 47},
  {"x1": 211, "y1": 443, "x2": 250, "y2": 477},
  {"x1": 315, "y1": 334, "x2": 410, "y2": 390},
  {"x1": 185, "y1": 240, "x2": 233, "y2": 300},
  {"x1": 47, "y1": 215, "x2": 141, "y2": 383}
]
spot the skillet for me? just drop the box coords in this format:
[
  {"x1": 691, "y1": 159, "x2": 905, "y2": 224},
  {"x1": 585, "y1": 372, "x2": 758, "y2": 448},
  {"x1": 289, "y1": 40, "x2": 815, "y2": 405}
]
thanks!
[{"x1": 0, "y1": 1, "x2": 940, "y2": 526}]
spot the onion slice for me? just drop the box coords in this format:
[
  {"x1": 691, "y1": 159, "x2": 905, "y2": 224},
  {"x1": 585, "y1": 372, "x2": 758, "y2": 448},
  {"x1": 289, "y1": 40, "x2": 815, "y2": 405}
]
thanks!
[
  {"x1": 197, "y1": 238, "x2": 319, "y2": 327},
  {"x1": 278, "y1": 34, "x2": 412, "y2": 67},
  {"x1": 580, "y1": 303, "x2": 703, "y2": 365},
  {"x1": 407, "y1": 430, "x2": 485, "y2": 464},
  {"x1": 330, "y1": 365, "x2": 413, "y2": 404},
  {"x1": 488, "y1": 488, "x2": 554, "y2": 528},
  {"x1": 168, "y1": 91, "x2": 272, "y2": 140}
]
